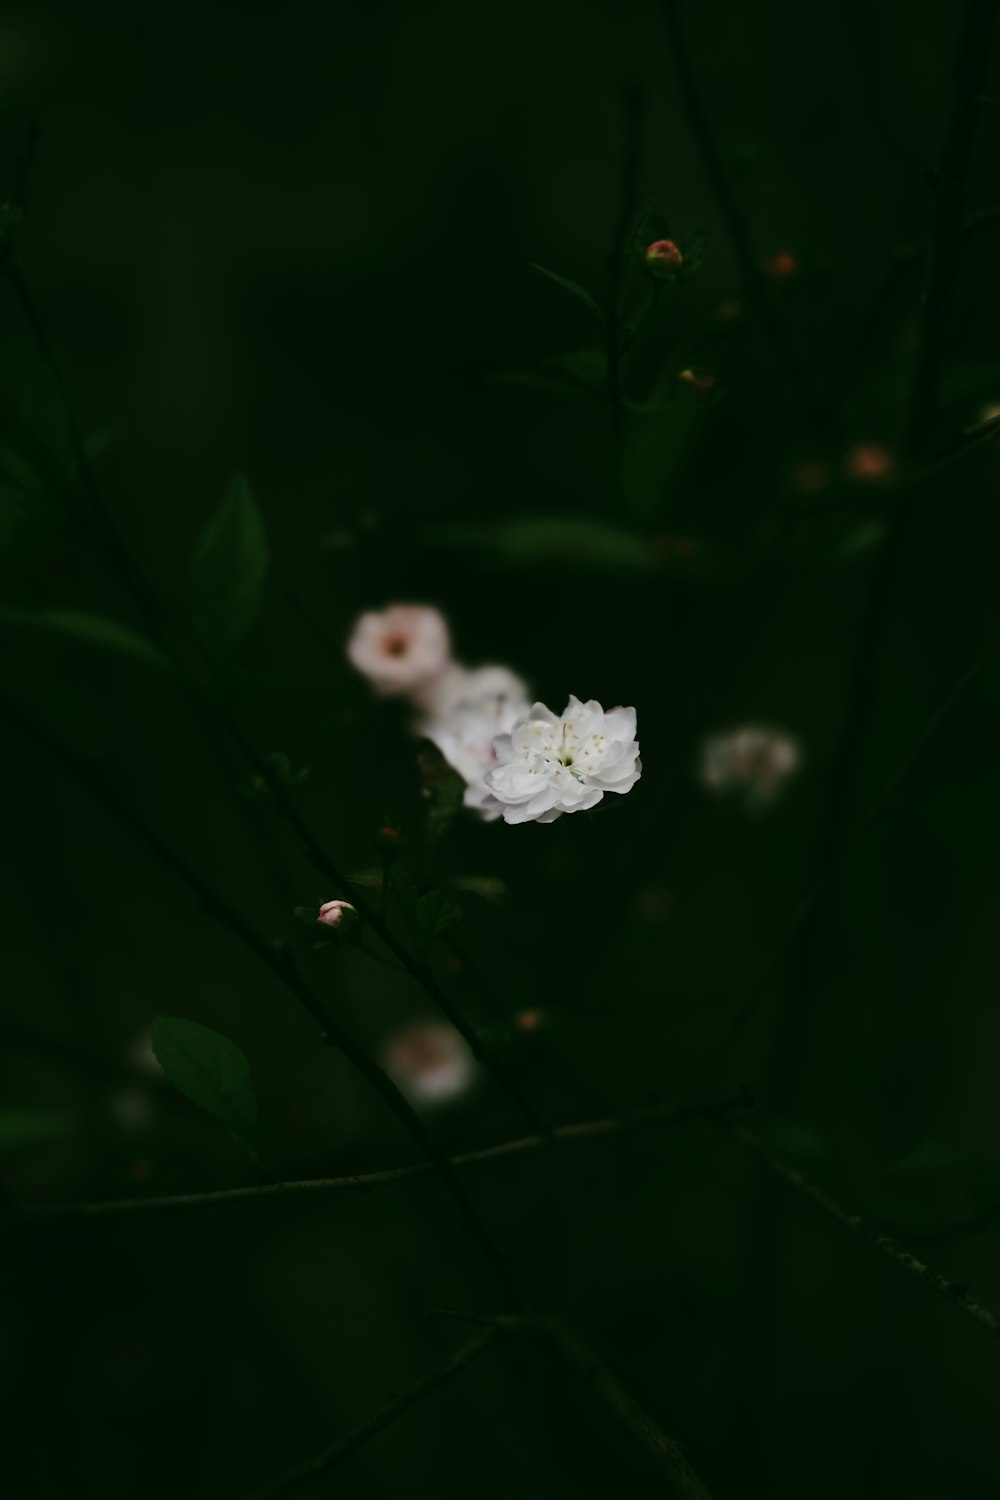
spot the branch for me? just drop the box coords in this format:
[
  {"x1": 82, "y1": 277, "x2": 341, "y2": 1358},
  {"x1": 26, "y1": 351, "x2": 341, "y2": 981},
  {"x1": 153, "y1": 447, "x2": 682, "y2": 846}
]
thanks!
[
  {"x1": 660, "y1": 0, "x2": 807, "y2": 396},
  {"x1": 243, "y1": 1328, "x2": 497, "y2": 1500},
  {"x1": 21, "y1": 1096, "x2": 746, "y2": 1223},
  {"x1": 441, "y1": 1312, "x2": 717, "y2": 1499},
  {"x1": 732, "y1": 1125, "x2": 1000, "y2": 1340},
  {"x1": 0, "y1": 695, "x2": 518, "y2": 1304},
  {"x1": 902, "y1": 0, "x2": 998, "y2": 453}
]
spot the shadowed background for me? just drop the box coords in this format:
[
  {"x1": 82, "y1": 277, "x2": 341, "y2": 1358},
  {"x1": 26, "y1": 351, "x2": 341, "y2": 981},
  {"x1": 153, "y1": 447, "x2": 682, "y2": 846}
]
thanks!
[{"x1": 2, "y1": 1, "x2": 1000, "y2": 1496}]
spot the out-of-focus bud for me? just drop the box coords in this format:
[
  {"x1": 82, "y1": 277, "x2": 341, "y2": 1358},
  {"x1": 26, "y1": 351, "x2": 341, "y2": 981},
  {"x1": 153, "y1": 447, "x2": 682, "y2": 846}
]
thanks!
[
  {"x1": 381, "y1": 1023, "x2": 475, "y2": 1104},
  {"x1": 514, "y1": 1008, "x2": 545, "y2": 1033},
  {"x1": 643, "y1": 239, "x2": 684, "y2": 278},
  {"x1": 678, "y1": 367, "x2": 716, "y2": 392},
  {"x1": 788, "y1": 460, "x2": 832, "y2": 497},
  {"x1": 762, "y1": 250, "x2": 798, "y2": 281},
  {"x1": 843, "y1": 443, "x2": 896, "y2": 483},
  {"x1": 716, "y1": 297, "x2": 743, "y2": 323},
  {"x1": 317, "y1": 899, "x2": 355, "y2": 928}
]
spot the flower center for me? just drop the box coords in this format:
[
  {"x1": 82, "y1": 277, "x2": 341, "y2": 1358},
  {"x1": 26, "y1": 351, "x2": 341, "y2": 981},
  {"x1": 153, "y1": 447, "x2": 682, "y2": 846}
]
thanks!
[{"x1": 383, "y1": 633, "x2": 408, "y2": 657}]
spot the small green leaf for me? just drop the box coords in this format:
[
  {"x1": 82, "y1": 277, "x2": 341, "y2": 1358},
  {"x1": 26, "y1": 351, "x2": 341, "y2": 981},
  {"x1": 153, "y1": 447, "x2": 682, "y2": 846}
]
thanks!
[
  {"x1": 447, "y1": 875, "x2": 509, "y2": 905},
  {"x1": 0, "y1": 1108, "x2": 76, "y2": 1153},
  {"x1": 426, "y1": 517, "x2": 658, "y2": 573},
  {"x1": 1, "y1": 607, "x2": 170, "y2": 671},
  {"x1": 416, "y1": 888, "x2": 465, "y2": 940},
  {"x1": 188, "y1": 472, "x2": 269, "y2": 656},
  {"x1": 151, "y1": 1016, "x2": 257, "y2": 1144},
  {"x1": 529, "y1": 262, "x2": 605, "y2": 323},
  {"x1": 293, "y1": 904, "x2": 320, "y2": 924}
]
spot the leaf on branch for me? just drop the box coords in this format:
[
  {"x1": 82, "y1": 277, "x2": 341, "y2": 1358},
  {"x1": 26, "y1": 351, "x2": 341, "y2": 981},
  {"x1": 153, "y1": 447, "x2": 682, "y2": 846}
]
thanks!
[
  {"x1": 447, "y1": 875, "x2": 509, "y2": 905},
  {"x1": 424, "y1": 517, "x2": 658, "y2": 573},
  {"x1": 151, "y1": 1015, "x2": 258, "y2": 1150},
  {"x1": 528, "y1": 262, "x2": 605, "y2": 323},
  {"x1": 416, "y1": 888, "x2": 465, "y2": 941},
  {"x1": 0, "y1": 606, "x2": 170, "y2": 671},
  {"x1": 187, "y1": 472, "x2": 269, "y2": 656}
]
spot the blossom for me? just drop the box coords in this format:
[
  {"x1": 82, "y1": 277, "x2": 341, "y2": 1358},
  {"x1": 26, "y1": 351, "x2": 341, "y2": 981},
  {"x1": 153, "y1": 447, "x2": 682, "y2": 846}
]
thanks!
[
  {"x1": 419, "y1": 665, "x2": 531, "y2": 818},
  {"x1": 843, "y1": 443, "x2": 895, "y2": 483},
  {"x1": 381, "y1": 1023, "x2": 474, "y2": 1104},
  {"x1": 483, "y1": 696, "x2": 641, "y2": 825},
  {"x1": 317, "y1": 899, "x2": 355, "y2": 927},
  {"x1": 413, "y1": 662, "x2": 528, "y2": 720},
  {"x1": 698, "y1": 724, "x2": 801, "y2": 810},
  {"x1": 347, "y1": 605, "x2": 451, "y2": 695},
  {"x1": 762, "y1": 249, "x2": 798, "y2": 280}
]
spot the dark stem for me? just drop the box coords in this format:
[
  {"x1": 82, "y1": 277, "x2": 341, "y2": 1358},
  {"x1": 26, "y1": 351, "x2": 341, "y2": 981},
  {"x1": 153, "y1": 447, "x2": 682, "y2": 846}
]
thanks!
[
  {"x1": 730, "y1": 1125, "x2": 1000, "y2": 1340},
  {"x1": 605, "y1": 80, "x2": 644, "y2": 502},
  {"x1": 243, "y1": 1329, "x2": 497, "y2": 1500},
  {"x1": 23, "y1": 1094, "x2": 746, "y2": 1222},
  {"x1": 902, "y1": 0, "x2": 998, "y2": 454}
]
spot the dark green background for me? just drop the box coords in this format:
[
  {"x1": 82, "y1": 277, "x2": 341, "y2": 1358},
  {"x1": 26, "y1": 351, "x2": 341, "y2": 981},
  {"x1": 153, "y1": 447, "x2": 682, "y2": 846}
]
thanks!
[{"x1": 3, "y1": 1, "x2": 1000, "y2": 1496}]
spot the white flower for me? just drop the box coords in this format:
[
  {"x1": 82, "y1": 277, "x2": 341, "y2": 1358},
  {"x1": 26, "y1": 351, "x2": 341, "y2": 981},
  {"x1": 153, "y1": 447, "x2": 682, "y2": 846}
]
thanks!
[
  {"x1": 381, "y1": 1023, "x2": 475, "y2": 1104},
  {"x1": 412, "y1": 662, "x2": 528, "y2": 719},
  {"x1": 698, "y1": 723, "x2": 801, "y2": 809},
  {"x1": 483, "y1": 696, "x2": 641, "y2": 825},
  {"x1": 419, "y1": 665, "x2": 531, "y2": 818},
  {"x1": 347, "y1": 605, "x2": 451, "y2": 695}
]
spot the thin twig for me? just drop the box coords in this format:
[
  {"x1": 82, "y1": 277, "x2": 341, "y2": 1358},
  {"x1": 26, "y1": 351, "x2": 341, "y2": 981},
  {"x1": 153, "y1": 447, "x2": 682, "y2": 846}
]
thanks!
[
  {"x1": 660, "y1": 0, "x2": 807, "y2": 397},
  {"x1": 243, "y1": 1328, "x2": 497, "y2": 1500},
  {"x1": 606, "y1": 80, "x2": 644, "y2": 501},
  {"x1": 902, "y1": 0, "x2": 998, "y2": 454},
  {"x1": 0, "y1": 695, "x2": 519, "y2": 1304},
  {"x1": 732, "y1": 1125, "x2": 1000, "y2": 1339},
  {"x1": 21, "y1": 1095, "x2": 746, "y2": 1223},
  {"x1": 439, "y1": 1311, "x2": 717, "y2": 1499}
]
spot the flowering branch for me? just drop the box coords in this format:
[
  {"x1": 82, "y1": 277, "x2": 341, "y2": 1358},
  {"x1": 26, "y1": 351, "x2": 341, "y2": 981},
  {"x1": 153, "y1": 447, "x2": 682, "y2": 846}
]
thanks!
[
  {"x1": 659, "y1": 0, "x2": 807, "y2": 397},
  {"x1": 902, "y1": 0, "x2": 999, "y2": 454},
  {"x1": 732, "y1": 1125, "x2": 1000, "y2": 1340},
  {"x1": 22, "y1": 1095, "x2": 745, "y2": 1223},
  {"x1": 243, "y1": 1328, "x2": 498, "y2": 1500},
  {"x1": 0, "y1": 694, "x2": 519, "y2": 1305}
]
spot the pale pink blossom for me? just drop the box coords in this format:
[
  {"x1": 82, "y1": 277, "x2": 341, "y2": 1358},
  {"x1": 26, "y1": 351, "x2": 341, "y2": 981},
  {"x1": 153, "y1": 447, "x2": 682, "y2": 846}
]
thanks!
[
  {"x1": 381, "y1": 1023, "x2": 475, "y2": 1104},
  {"x1": 347, "y1": 605, "x2": 451, "y2": 695},
  {"x1": 699, "y1": 724, "x2": 801, "y2": 810},
  {"x1": 317, "y1": 899, "x2": 355, "y2": 927}
]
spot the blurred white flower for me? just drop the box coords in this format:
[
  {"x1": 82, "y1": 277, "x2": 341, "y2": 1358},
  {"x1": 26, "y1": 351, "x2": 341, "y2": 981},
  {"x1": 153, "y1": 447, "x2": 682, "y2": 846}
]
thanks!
[
  {"x1": 381, "y1": 1023, "x2": 475, "y2": 1104},
  {"x1": 347, "y1": 605, "x2": 451, "y2": 695},
  {"x1": 698, "y1": 724, "x2": 801, "y2": 809},
  {"x1": 412, "y1": 662, "x2": 528, "y2": 719},
  {"x1": 419, "y1": 665, "x2": 531, "y2": 817},
  {"x1": 484, "y1": 696, "x2": 641, "y2": 825}
]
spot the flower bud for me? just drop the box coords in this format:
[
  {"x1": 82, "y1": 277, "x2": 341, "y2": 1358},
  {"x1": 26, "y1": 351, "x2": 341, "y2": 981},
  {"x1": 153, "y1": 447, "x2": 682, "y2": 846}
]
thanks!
[
  {"x1": 514, "y1": 1008, "x2": 545, "y2": 1032},
  {"x1": 643, "y1": 239, "x2": 684, "y2": 278},
  {"x1": 678, "y1": 367, "x2": 716, "y2": 392},
  {"x1": 762, "y1": 250, "x2": 798, "y2": 281},
  {"x1": 317, "y1": 899, "x2": 355, "y2": 928},
  {"x1": 843, "y1": 443, "x2": 895, "y2": 483}
]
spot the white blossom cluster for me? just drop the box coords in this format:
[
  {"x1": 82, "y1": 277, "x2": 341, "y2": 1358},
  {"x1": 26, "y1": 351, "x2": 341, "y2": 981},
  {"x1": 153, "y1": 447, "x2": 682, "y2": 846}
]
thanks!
[{"x1": 347, "y1": 604, "x2": 641, "y2": 825}]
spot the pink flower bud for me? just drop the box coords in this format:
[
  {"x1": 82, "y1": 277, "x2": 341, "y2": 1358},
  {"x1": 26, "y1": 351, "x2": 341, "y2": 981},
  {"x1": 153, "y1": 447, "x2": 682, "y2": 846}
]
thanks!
[
  {"x1": 644, "y1": 239, "x2": 684, "y2": 278},
  {"x1": 514, "y1": 1008, "x2": 545, "y2": 1033},
  {"x1": 843, "y1": 443, "x2": 895, "y2": 483},
  {"x1": 762, "y1": 250, "x2": 798, "y2": 281},
  {"x1": 317, "y1": 899, "x2": 355, "y2": 927}
]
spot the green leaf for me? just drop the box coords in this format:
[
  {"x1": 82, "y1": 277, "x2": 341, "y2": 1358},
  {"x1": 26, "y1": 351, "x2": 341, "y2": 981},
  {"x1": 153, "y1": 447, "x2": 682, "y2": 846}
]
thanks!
[
  {"x1": 1, "y1": 607, "x2": 170, "y2": 671},
  {"x1": 447, "y1": 875, "x2": 509, "y2": 905},
  {"x1": 529, "y1": 262, "x2": 605, "y2": 323},
  {"x1": 425, "y1": 517, "x2": 658, "y2": 573},
  {"x1": 416, "y1": 888, "x2": 465, "y2": 941},
  {"x1": 188, "y1": 472, "x2": 269, "y2": 656},
  {"x1": 0, "y1": 1108, "x2": 76, "y2": 1152},
  {"x1": 151, "y1": 1016, "x2": 257, "y2": 1145}
]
